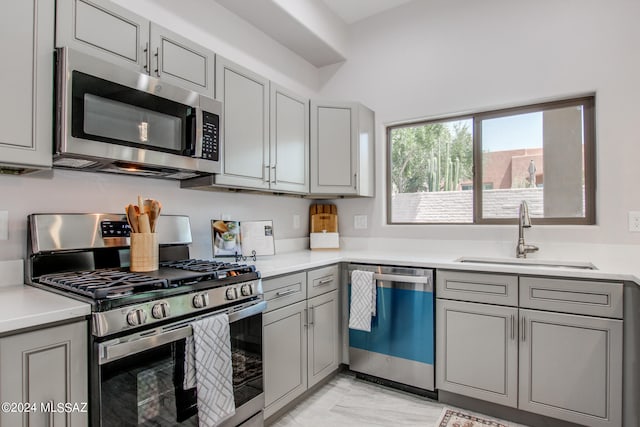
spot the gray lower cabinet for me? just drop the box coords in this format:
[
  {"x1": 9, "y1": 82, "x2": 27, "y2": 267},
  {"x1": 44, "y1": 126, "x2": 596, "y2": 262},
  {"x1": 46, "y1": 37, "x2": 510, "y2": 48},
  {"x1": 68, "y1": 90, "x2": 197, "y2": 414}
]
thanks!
[
  {"x1": 263, "y1": 300, "x2": 308, "y2": 418},
  {"x1": 436, "y1": 299, "x2": 518, "y2": 408},
  {"x1": 518, "y1": 309, "x2": 623, "y2": 427},
  {"x1": 263, "y1": 266, "x2": 340, "y2": 419},
  {"x1": 0, "y1": 0, "x2": 54, "y2": 172},
  {"x1": 436, "y1": 270, "x2": 623, "y2": 427},
  {"x1": 307, "y1": 290, "x2": 340, "y2": 388},
  {"x1": 0, "y1": 320, "x2": 88, "y2": 426}
]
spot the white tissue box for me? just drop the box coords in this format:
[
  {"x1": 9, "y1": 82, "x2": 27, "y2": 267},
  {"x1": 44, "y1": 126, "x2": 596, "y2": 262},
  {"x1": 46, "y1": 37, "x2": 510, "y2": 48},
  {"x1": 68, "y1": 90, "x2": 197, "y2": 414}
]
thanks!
[{"x1": 310, "y1": 232, "x2": 339, "y2": 249}]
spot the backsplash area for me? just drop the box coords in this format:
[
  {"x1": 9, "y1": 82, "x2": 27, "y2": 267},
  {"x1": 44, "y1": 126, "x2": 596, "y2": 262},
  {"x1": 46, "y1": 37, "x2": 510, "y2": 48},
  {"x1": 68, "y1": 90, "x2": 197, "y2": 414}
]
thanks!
[{"x1": 0, "y1": 169, "x2": 312, "y2": 261}]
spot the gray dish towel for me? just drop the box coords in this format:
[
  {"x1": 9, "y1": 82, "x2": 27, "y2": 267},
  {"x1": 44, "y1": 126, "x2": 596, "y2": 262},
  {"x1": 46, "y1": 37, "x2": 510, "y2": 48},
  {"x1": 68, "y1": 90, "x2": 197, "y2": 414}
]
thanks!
[
  {"x1": 349, "y1": 270, "x2": 376, "y2": 332},
  {"x1": 184, "y1": 313, "x2": 236, "y2": 427}
]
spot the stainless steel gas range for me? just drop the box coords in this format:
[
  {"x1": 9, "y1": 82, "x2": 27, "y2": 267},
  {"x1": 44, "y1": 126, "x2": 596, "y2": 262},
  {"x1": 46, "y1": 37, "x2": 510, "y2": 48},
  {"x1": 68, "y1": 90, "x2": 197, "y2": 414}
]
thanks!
[{"x1": 26, "y1": 213, "x2": 265, "y2": 427}]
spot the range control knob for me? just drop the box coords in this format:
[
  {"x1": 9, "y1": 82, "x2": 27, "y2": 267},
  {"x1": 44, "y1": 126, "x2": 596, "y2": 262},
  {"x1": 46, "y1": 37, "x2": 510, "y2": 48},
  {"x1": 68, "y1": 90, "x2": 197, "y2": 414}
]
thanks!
[
  {"x1": 151, "y1": 302, "x2": 171, "y2": 319},
  {"x1": 240, "y1": 284, "x2": 253, "y2": 296},
  {"x1": 126, "y1": 309, "x2": 147, "y2": 327},
  {"x1": 225, "y1": 287, "x2": 238, "y2": 301},
  {"x1": 192, "y1": 293, "x2": 209, "y2": 309}
]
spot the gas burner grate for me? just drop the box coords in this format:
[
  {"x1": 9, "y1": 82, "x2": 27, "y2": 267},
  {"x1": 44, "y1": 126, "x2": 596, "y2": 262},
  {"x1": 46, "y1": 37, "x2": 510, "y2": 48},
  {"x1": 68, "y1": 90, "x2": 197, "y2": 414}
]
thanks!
[
  {"x1": 160, "y1": 259, "x2": 256, "y2": 277},
  {"x1": 38, "y1": 269, "x2": 169, "y2": 299}
]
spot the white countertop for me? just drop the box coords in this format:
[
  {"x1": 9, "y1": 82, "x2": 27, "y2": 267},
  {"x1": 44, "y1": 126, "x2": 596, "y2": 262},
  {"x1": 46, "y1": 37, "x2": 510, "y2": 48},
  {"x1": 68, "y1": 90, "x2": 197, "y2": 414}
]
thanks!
[
  {"x1": 0, "y1": 285, "x2": 91, "y2": 335},
  {"x1": 2, "y1": 240, "x2": 639, "y2": 336},
  {"x1": 251, "y1": 247, "x2": 640, "y2": 285}
]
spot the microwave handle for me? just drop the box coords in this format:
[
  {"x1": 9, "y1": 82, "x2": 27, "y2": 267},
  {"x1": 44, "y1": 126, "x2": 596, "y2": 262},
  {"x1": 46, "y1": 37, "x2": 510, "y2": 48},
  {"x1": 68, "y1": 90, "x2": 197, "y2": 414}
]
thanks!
[
  {"x1": 188, "y1": 107, "x2": 201, "y2": 157},
  {"x1": 98, "y1": 300, "x2": 266, "y2": 365}
]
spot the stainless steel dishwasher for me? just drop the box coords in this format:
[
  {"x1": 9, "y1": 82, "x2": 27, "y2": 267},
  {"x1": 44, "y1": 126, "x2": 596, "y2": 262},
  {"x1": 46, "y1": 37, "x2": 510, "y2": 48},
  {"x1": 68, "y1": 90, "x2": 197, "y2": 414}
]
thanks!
[{"x1": 347, "y1": 263, "x2": 435, "y2": 394}]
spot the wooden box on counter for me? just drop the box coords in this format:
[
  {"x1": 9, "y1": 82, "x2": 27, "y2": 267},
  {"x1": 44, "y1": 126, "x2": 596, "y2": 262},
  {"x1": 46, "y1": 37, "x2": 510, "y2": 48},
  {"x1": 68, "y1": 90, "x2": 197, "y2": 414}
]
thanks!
[{"x1": 310, "y1": 204, "x2": 339, "y2": 250}]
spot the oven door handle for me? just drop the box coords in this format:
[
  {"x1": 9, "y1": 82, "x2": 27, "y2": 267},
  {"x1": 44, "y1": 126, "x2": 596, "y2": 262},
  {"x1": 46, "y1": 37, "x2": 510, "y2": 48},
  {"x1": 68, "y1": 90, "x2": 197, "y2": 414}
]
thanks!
[{"x1": 99, "y1": 301, "x2": 266, "y2": 365}]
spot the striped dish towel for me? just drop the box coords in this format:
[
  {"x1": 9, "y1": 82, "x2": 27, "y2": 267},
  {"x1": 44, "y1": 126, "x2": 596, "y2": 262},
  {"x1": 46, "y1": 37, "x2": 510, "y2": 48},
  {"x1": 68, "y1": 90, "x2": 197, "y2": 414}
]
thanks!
[
  {"x1": 185, "y1": 313, "x2": 236, "y2": 427},
  {"x1": 349, "y1": 270, "x2": 376, "y2": 332}
]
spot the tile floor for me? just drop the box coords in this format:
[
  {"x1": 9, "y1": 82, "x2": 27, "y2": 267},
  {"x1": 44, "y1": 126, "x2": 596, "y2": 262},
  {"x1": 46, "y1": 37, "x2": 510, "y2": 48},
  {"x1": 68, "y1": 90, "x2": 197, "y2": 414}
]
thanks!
[{"x1": 270, "y1": 372, "x2": 527, "y2": 427}]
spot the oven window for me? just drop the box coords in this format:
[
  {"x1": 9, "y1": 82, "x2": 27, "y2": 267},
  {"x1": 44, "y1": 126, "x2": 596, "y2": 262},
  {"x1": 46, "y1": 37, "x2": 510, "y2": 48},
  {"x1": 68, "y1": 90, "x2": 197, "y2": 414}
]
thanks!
[
  {"x1": 100, "y1": 343, "x2": 198, "y2": 426},
  {"x1": 71, "y1": 71, "x2": 193, "y2": 155},
  {"x1": 230, "y1": 313, "x2": 263, "y2": 407}
]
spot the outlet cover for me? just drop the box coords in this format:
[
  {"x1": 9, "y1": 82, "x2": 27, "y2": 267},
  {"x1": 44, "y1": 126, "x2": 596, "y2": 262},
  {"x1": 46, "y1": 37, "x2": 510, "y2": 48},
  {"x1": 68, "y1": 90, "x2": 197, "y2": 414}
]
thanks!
[
  {"x1": 629, "y1": 211, "x2": 640, "y2": 232},
  {"x1": 293, "y1": 214, "x2": 301, "y2": 229},
  {"x1": 354, "y1": 215, "x2": 368, "y2": 229},
  {"x1": 0, "y1": 211, "x2": 8, "y2": 240}
]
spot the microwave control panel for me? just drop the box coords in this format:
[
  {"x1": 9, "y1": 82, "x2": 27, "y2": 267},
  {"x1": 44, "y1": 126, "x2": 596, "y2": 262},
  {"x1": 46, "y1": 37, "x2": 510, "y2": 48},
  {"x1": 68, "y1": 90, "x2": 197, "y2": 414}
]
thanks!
[{"x1": 201, "y1": 111, "x2": 219, "y2": 161}]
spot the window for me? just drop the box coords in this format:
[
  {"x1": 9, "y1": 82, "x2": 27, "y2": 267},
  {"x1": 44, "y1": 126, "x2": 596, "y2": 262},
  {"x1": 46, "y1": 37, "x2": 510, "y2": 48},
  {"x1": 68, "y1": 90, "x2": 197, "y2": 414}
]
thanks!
[{"x1": 387, "y1": 96, "x2": 595, "y2": 225}]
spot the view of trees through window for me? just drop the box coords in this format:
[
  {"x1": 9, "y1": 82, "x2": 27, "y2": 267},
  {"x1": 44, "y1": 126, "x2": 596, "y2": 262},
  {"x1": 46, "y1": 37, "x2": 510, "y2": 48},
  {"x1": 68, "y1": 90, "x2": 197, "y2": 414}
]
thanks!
[{"x1": 388, "y1": 96, "x2": 595, "y2": 225}]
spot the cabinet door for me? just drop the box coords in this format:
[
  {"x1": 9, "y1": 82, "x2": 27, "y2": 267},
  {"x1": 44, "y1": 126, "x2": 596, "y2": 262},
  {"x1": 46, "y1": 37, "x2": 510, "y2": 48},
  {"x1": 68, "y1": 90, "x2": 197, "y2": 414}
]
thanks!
[
  {"x1": 0, "y1": 0, "x2": 53, "y2": 171},
  {"x1": 436, "y1": 299, "x2": 518, "y2": 408},
  {"x1": 310, "y1": 101, "x2": 357, "y2": 195},
  {"x1": 215, "y1": 57, "x2": 270, "y2": 190},
  {"x1": 149, "y1": 23, "x2": 215, "y2": 97},
  {"x1": 263, "y1": 301, "x2": 308, "y2": 418},
  {"x1": 269, "y1": 83, "x2": 309, "y2": 194},
  {"x1": 307, "y1": 290, "x2": 340, "y2": 388},
  {"x1": 519, "y1": 309, "x2": 622, "y2": 427},
  {"x1": 0, "y1": 321, "x2": 88, "y2": 427},
  {"x1": 56, "y1": 0, "x2": 148, "y2": 72}
]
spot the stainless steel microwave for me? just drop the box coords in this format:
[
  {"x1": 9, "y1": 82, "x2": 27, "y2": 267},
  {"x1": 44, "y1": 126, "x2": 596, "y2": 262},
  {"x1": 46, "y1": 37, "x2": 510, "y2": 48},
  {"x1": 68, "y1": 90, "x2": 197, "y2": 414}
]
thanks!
[{"x1": 54, "y1": 47, "x2": 221, "y2": 179}]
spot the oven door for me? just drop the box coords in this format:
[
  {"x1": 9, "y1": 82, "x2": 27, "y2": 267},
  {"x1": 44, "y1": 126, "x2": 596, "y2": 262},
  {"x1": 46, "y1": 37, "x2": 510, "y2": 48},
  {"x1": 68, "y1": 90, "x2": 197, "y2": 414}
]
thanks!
[{"x1": 93, "y1": 301, "x2": 265, "y2": 427}]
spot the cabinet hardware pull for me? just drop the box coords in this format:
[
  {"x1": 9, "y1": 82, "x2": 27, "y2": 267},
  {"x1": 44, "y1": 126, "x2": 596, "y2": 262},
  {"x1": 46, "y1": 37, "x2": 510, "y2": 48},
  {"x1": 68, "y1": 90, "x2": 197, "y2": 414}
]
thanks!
[
  {"x1": 304, "y1": 308, "x2": 309, "y2": 327},
  {"x1": 354, "y1": 173, "x2": 357, "y2": 190},
  {"x1": 521, "y1": 316, "x2": 526, "y2": 342},
  {"x1": 264, "y1": 165, "x2": 270, "y2": 182},
  {"x1": 308, "y1": 306, "x2": 314, "y2": 326},
  {"x1": 275, "y1": 289, "x2": 298, "y2": 298},
  {"x1": 143, "y1": 42, "x2": 150, "y2": 74},
  {"x1": 317, "y1": 278, "x2": 333, "y2": 286},
  {"x1": 510, "y1": 314, "x2": 515, "y2": 340},
  {"x1": 271, "y1": 165, "x2": 277, "y2": 184},
  {"x1": 154, "y1": 47, "x2": 160, "y2": 77}
]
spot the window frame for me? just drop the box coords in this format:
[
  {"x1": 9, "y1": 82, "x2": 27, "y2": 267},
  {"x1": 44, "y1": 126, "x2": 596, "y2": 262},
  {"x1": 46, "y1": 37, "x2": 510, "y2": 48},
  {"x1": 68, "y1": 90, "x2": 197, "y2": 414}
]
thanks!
[{"x1": 386, "y1": 95, "x2": 596, "y2": 225}]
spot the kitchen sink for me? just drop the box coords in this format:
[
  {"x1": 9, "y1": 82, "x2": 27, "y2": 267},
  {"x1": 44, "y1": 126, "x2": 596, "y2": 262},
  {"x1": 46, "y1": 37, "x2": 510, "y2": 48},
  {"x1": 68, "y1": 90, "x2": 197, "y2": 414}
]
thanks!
[{"x1": 455, "y1": 257, "x2": 598, "y2": 270}]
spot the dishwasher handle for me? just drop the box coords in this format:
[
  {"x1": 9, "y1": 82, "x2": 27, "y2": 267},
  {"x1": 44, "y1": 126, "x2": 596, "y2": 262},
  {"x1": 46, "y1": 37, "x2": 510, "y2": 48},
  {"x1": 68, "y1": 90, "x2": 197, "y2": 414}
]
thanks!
[{"x1": 373, "y1": 272, "x2": 432, "y2": 284}]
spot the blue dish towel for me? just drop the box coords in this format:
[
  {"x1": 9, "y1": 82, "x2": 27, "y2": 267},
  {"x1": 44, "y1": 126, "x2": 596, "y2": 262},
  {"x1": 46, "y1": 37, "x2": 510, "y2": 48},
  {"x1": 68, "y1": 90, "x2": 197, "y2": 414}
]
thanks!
[{"x1": 349, "y1": 270, "x2": 376, "y2": 332}]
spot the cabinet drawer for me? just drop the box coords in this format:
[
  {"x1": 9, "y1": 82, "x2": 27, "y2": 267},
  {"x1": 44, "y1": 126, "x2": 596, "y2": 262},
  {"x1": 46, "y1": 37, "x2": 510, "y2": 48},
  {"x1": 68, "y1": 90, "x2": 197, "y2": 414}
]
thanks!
[
  {"x1": 436, "y1": 270, "x2": 518, "y2": 306},
  {"x1": 307, "y1": 264, "x2": 339, "y2": 298},
  {"x1": 520, "y1": 276, "x2": 623, "y2": 318},
  {"x1": 263, "y1": 272, "x2": 307, "y2": 312}
]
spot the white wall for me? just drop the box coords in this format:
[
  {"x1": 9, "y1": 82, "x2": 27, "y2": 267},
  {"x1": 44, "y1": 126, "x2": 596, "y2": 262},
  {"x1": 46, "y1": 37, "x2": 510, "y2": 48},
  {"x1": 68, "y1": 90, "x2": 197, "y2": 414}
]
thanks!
[
  {"x1": 0, "y1": 0, "x2": 318, "y2": 262},
  {"x1": 319, "y1": 0, "x2": 640, "y2": 246},
  {"x1": 0, "y1": 170, "x2": 310, "y2": 261}
]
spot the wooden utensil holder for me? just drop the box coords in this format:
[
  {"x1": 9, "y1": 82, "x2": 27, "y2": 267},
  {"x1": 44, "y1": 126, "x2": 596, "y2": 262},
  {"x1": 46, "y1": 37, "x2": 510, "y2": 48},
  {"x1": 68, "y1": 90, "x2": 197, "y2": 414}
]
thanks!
[{"x1": 130, "y1": 233, "x2": 158, "y2": 272}]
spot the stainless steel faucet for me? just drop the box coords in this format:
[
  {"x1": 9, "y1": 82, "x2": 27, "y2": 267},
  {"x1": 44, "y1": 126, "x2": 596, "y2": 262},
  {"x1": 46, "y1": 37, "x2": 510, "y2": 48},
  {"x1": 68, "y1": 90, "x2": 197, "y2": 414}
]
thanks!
[{"x1": 516, "y1": 200, "x2": 539, "y2": 258}]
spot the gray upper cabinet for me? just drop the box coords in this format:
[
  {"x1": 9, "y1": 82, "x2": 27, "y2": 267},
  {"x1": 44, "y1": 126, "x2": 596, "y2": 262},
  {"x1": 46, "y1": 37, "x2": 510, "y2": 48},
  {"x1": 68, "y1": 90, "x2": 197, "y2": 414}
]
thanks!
[
  {"x1": 213, "y1": 57, "x2": 271, "y2": 190},
  {"x1": 518, "y1": 309, "x2": 623, "y2": 427},
  {"x1": 310, "y1": 101, "x2": 375, "y2": 197},
  {"x1": 269, "y1": 83, "x2": 309, "y2": 194},
  {"x1": 207, "y1": 61, "x2": 310, "y2": 195},
  {"x1": 0, "y1": 321, "x2": 88, "y2": 427},
  {"x1": 148, "y1": 23, "x2": 215, "y2": 96},
  {"x1": 0, "y1": 0, "x2": 54, "y2": 173},
  {"x1": 56, "y1": 0, "x2": 215, "y2": 97},
  {"x1": 436, "y1": 299, "x2": 518, "y2": 408}
]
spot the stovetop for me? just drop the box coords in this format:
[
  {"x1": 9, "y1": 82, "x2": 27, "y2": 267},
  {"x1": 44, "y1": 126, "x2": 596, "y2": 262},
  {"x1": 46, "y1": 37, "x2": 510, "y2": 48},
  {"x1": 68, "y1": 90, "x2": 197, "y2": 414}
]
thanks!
[
  {"x1": 33, "y1": 259, "x2": 259, "y2": 310},
  {"x1": 26, "y1": 214, "x2": 264, "y2": 337}
]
